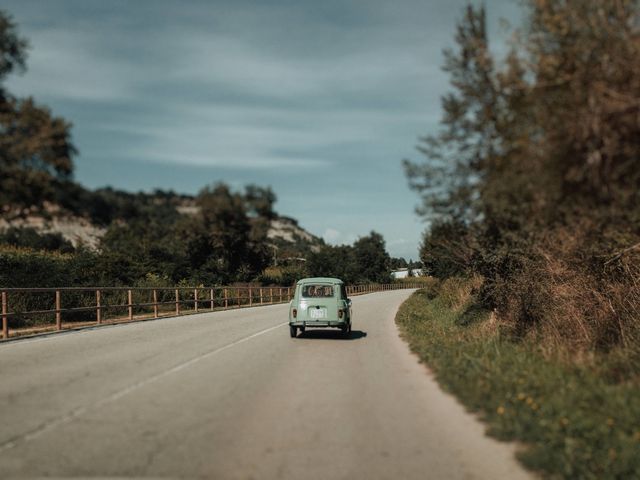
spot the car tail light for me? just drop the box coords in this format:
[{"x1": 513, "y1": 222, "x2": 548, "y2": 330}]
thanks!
[
  {"x1": 338, "y1": 309, "x2": 343, "y2": 319},
  {"x1": 292, "y1": 308, "x2": 297, "y2": 318}
]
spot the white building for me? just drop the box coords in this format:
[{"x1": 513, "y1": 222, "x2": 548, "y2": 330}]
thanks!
[{"x1": 391, "y1": 268, "x2": 423, "y2": 279}]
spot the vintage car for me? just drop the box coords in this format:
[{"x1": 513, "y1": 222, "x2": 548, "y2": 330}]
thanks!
[{"x1": 288, "y1": 277, "x2": 352, "y2": 337}]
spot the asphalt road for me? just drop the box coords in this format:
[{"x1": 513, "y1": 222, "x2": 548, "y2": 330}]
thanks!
[{"x1": 0, "y1": 289, "x2": 532, "y2": 479}]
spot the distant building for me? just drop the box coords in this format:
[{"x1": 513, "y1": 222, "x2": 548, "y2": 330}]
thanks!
[{"x1": 391, "y1": 268, "x2": 423, "y2": 279}]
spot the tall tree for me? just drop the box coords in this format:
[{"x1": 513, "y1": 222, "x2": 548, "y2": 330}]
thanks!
[
  {"x1": 352, "y1": 231, "x2": 391, "y2": 283},
  {"x1": 403, "y1": 5, "x2": 499, "y2": 224},
  {"x1": 0, "y1": 10, "x2": 76, "y2": 210}
]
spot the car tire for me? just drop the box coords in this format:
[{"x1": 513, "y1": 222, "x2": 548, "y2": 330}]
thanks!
[
  {"x1": 289, "y1": 325, "x2": 297, "y2": 338},
  {"x1": 300, "y1": 326, "x2": 306, "y2": 334}
]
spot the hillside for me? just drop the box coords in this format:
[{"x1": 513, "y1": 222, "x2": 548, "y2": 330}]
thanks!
[{"x1": 0, "y1": 190, "x2": 323, "y2": 257}]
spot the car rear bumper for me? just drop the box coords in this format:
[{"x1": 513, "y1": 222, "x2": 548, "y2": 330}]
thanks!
[{"x1": 289, "y1": 320, "x2": 347, "y2": 328}]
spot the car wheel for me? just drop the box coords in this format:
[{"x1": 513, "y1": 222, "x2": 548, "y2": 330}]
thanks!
[
  {"x1": 289, "y1": 325, "x2": 297, "y2": 338},
  {"x1": 300, "y1": 326, "x2": 306, "y2": 334},
  {"x1": 347, "y1": 321, "x2": 352, "y2": 333}
]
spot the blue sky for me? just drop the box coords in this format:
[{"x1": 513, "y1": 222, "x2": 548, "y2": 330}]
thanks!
[{"x1": 4, "y1": 0, "x2": 520, "y2": 260}]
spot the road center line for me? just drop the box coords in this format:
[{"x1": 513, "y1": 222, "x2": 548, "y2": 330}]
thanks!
[{"x1": 0, "y1": 321, "x2": 288, "y2": 453}]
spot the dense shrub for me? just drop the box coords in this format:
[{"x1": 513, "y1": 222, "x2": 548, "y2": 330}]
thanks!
[
  {"x1": 406, "y1": 2, "x2": 640, "y2": 368},
  {"x1": 0, "y1": 227, "x2": 74, "y2": 253}
]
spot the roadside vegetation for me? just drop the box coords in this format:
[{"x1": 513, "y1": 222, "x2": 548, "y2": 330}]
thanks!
[
  {"x1": 402, "y1": 1, "x2": 640, "y2": 477},
  {"x1": 396, "y1": 281, "x2": 640, "y2": 479},
  {"x1": 405, "y1": 0, "x2": 640, "y2": 361}
]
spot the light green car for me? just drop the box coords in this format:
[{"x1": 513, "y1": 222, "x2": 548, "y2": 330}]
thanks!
[{"x1": 288, "y1": 277, "x2": 352, "y2": 337}]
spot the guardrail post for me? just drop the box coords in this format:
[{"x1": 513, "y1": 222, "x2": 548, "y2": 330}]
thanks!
[
  {"x1": 2, "y1": 291, "x2": 7, "y2": 339},
  {"x1": 210, "y1": 288, "x2": 214, "y2": 310},
  {"x1": 224, "y1": 288, "x2": 228, "y2": 309},
  {"x1": 175, "y1": 289, "x2": 180, "y2": 315},
  {"x1": 279, "y1": 287, "x2": 282, "y2": 302},
  {"x1": 153, "y1": 289, "x2": 159, "y2": 318},
  {"x1": 128, "y1": 289, "x2": 133, "y2": 320},
  {"x1": 55, "y1": 290, "x2": 62, "y2": 331},
  {"x1": 194, "y1": 288, "x2": 199, "y2": 312},
  {"x1": 249, "y1": 287, "x2": 253, "y2": 307},
  {"x1": 270, "y1": 287, "x2": 273, "y2": 304},
  {"x1": 96, "y1": 289, "x2": 102, "y2": 324},
  {"x1": 259, "y1": 287, "x2": 263, "y2": 305}
]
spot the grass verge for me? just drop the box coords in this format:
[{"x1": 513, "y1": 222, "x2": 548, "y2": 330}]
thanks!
[{"x1": 396, "y1": 280, "x2": 640, "y2": 479}]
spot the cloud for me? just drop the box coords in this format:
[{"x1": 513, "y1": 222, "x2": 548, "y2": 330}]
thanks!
[
  {"x1": 2, "y1": 0, "x2": 522, "y2": 268},
  {"x1": 5, "y1": 13, "x2": 164, "y2": 103}
]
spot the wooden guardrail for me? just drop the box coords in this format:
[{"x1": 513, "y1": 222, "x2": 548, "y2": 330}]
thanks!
[{"x1": 0, "y1": 283, "x2": 422, "y2": 340}]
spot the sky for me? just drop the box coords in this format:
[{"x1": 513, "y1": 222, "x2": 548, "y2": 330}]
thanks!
[{"x1": 4, "y1": 0, "x2": 521, "y2": 260}]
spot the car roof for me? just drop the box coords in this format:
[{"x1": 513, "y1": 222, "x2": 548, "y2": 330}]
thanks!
[{"x1": 296, "y1": 277, "x2": 344, "y2": 285}]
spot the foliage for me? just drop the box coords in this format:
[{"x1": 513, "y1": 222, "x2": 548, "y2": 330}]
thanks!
[
  {"x1": 0, "y1": 10, "x2": 76, "y2": 210},
  {"x1": 0, "y1": 227, "x2": 74, "y2": 253},
  {"x1": 307, "y1": 244, "x2": 357, "y2": 283},
  {"x1": 306, "y1": 231, "x2": 391, "y2": 284},
  {"x1": 257, "y1": 264, "x2": 308, "y2": 286},
  {"x1": 405, "y1": 1, "x2": 640, "y2": 358},
  {"x1": 0, "y1": 244, "x2": 102, "y2": 288},
  {"x1": 352, "y1": 231, "x2": 392, "y2": 283},
  {"x1": 0, "y1": 11, "x2": 27, "y2": 81},
  {"x1": 396, "y1": 285, "x2": 640, "y2": 479},
  {"x1": 419, "y1": 219, "x2": 476, "y2": 279},
  {"x1": 244, "y1": 184, "x2": 277, "y2": 220},
  {"x1": 390, "y1": 257, "x2": 408, "y2": 269}
]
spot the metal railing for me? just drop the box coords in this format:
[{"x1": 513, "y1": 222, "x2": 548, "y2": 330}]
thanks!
[{"x1": 0, "y1": 283, "x2": 423, "y2": 340}]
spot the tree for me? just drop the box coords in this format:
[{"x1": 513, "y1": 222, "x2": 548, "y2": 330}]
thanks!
[
  {"x1": 406, "y1": 2, "x2": 640, "y2": 230},
  {"x1": 0, "y1": 10, "x2": 76, "y2": 210},
  {"x1": 307, "y1": 244, "x2": 358, "y2": 283},
  {"x1": 0, "y1": 11, "x2": 27, "y2": 83},
  {"x1": 193, "y1": 183, "x2": 270, "y2": 283},
  {"x1": 352, "y1": 231, "x2": 391, "y2": 283},
  {"x1": 403, "y1": 5, "x2": 499, "y2": 225},
  {"x1": 390, "y1": 257, "x2": 408, "y2": 269},
  {"x1": 419, "y1": 219, "x2": 476, "y2": 279},
  {"x1": 244, "y1": 184, "x2": 277, "y2": 219},
  {"x1": 405, "y1": 1, "x2": 640, "y2": 347}
]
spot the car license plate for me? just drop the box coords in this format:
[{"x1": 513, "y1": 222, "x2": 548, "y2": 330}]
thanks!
[{"x1": 309, "y1": 308, "x2": 327, "y2": 319}]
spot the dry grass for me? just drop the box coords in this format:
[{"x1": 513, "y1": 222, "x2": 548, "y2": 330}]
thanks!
[
  {"x1": 490, "y1": 223, "x2": 640, "y2": 379},
  {"x1": 439, "y1": 275, "x2": 483, "y2": 312}
]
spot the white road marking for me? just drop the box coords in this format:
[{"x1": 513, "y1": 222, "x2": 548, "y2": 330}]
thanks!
[{"x1": 0, "y1": 321, "x2": 288, "y2": 453}]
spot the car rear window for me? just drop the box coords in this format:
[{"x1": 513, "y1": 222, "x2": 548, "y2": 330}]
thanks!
[{"x1": 301, "y1": 284, "x2": 334, "y2": 298}]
